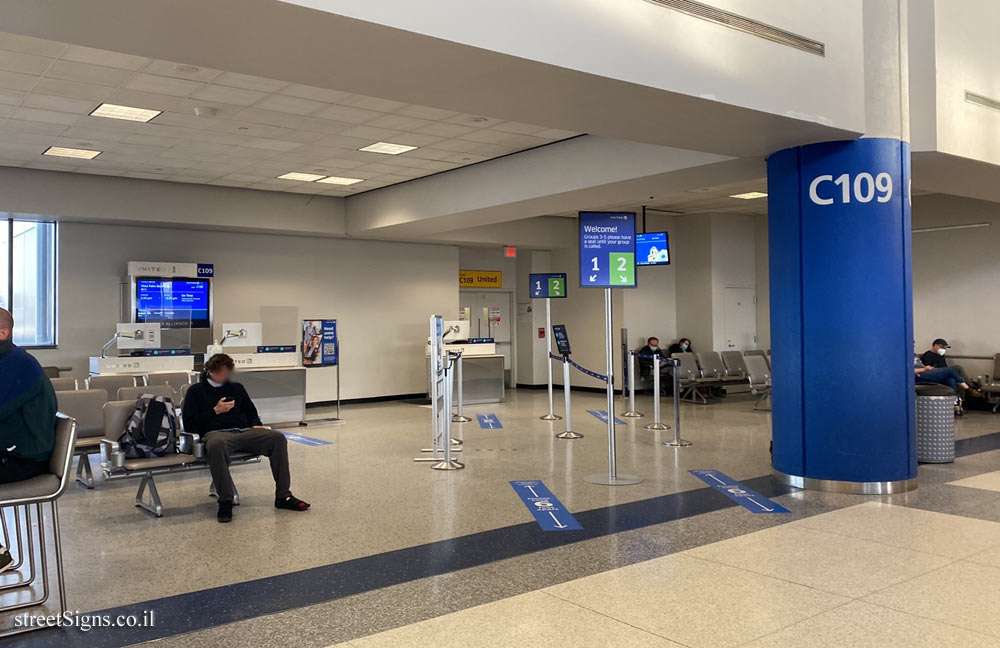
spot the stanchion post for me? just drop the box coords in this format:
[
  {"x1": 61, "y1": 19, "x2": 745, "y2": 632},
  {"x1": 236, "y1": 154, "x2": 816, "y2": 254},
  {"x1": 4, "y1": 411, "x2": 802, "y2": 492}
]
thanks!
[
  {"x1": 645, "y1": 355, "x2": 669, "y2": 431},
  {"x1": 664, "y1": 358, "x2": 691, "y2": 447},
  {"x1": 452, "y1": 352, "x2": 471, "y2": 423},
  {"x1": 556, "y1": 355, "x2": 582, "y2": 439},
  {"x1": 541, "y1": 298, "x2": 561, "y2": 421},
  {"x1": 585, "y1": 289, "x2": 641, "y2": 486},
  {"x1": 433, "y1": 349, "x2": 464, "y2": 470},
  {"x1": 622, "y1": 351, "x2": 643, "y2": 417}
]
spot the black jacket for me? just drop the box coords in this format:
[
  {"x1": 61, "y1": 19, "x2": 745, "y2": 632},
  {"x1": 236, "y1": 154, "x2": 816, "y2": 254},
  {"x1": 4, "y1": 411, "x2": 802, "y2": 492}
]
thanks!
[
  {"x1": 182, "y1": 374, "x2": 262, "y2": 435},
  {"x1": 920, "y1": 350, "x2": 948, "y2": 369}
]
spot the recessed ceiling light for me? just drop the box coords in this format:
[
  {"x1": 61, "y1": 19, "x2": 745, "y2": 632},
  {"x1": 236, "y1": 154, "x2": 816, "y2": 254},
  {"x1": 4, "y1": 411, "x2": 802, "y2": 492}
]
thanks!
[
  {"x1": 358, "y1": 141, "x2": 418, "y2": 155},
  {"x1": 316, "y1": 176, "x2": 364, "y2": 185},
  {"x1": 90, "y1": 103, "x2": 162, "y2": 123},
  {"x1": 43, "y1": 146, "x2": 101, "y2": 160},
  {"x1": 277, "y1": 172, "x2": 326, "y2": 182},
  {"x1": 729, "y1": 191, "x2": 768, "y2": 200}
]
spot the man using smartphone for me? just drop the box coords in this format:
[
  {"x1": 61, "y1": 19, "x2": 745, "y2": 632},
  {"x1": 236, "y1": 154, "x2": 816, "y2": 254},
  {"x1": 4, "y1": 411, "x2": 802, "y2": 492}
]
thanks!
[{"x1": 182, "y1": 353, "x2": 309, "y2": 523}]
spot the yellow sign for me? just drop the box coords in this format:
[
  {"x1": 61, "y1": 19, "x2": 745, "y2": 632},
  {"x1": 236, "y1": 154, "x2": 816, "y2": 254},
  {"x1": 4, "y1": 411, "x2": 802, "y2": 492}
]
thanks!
[{"x1": 459, "y1": 270, "x2": 503, "y2": 288}]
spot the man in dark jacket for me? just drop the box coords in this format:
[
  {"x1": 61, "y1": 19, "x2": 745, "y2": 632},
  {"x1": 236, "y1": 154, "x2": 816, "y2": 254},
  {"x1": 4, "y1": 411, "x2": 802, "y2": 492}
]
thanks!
[
  {"x1": 0, "y1": 307, "x2": 57, "y2": 572},
  {"x1": 919, "y1": 338, "x2": 980, "y2": 400},
  {"x1": 182, "y1": 353, "x2": 309, "y2": 523}
]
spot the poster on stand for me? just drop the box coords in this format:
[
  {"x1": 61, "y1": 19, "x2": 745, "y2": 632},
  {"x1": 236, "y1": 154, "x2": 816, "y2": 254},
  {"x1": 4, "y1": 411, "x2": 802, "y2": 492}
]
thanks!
[{"x1": 302, "y1": 319, "x2": 338, "y2": 367}]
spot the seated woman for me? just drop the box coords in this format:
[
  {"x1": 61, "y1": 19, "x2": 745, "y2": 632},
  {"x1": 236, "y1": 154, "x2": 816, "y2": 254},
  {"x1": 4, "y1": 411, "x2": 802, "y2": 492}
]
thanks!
[{"x1": 668, "y1": 338, "x2": 693, "y2": 355}]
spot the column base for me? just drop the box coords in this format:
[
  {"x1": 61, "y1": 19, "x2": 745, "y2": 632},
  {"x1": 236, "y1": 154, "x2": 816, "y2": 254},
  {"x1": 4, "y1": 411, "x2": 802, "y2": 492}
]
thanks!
[{"x1": 774, "y1": 470, "x2": 917, "y2": 494}]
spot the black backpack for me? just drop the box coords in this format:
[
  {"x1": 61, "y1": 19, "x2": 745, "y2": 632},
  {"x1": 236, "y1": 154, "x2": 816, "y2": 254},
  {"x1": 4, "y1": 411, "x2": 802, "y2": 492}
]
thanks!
[{"x1": 119, "y1": 394, "x2": 179, "y2": 459}]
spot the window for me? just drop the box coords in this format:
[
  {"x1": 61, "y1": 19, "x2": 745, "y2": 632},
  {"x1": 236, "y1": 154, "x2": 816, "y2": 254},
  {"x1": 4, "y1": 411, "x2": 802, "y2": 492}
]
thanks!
[{"x1": 1, "y1": 217, "x2": 57, "y2": 347}]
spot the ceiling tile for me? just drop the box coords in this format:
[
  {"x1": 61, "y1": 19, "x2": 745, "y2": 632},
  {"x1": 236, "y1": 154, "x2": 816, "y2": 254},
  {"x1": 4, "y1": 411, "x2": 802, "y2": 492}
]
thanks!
[
  {"x1": 459, "y1": 129, "x2": 520, "y2": 144},
  {"x1": 0, "y1": 118, "x2": 68, "y2": 136},
  {"x1": 241, "y1": 138, "x2": 302, "y2": 152},
  {"x1": 488, "y1": 121, "x2": 548, "y2": 135},
  {"x1": 431, "y1": 138, "x2": 491, "y2": 154},
  {"x1": 404, "y1": 148, "x2": 457, "y2": 161},
  {"x1": 20, "y1": 93, "x2": 97, "y2": 115},
  {"x1": 252, "y1": 94, "x2": 328, "y2": 116},
  {"x1": 61, "y1": 44, "x2": 149, "y2": 71},
  {"x1": 189, "y1": 84, "x2": 266, "y2": 107},
  {"x1": 142, "y1": 60, "x2": 223, "y2": 82},
  {"x1": 338, "y1": 124, "x2": 404, "y2": 141},
  {"x1": 394, "y1": 105, "x2": 459, "y2": 121},
  {"x1": 387, "y1": 132, "x2": 445, "y2": 148},
  {"x1": 279, "y1": 84, "x2": 351, "y2": 103},
  {"x1": 365, "y1": 113, "x2": 431, "y2": 131},
  {"x1": 444, "y1": 114, "x2": 505, "y2": 128},
  {"x1": 12, "y1": 106, "x2": 80, "y2": 126},
  {"x1": 32, "y1": 77, "x2": 112, "y2": 102},
  {"x1": 213, "y1": 72, "x2": 288, "y2": 93},
  {"x1": 314, "y1": 133, "x2": 376, "y2": 150},
  {"x1": 45, "y1": 60, "x2": 133, "y2": 87},
  {"x1": 0, "y1": 32, "x2": 66, "y2": 58},
  {"x1": 337, "y1": 95, "x2": 407, "y2": 113},
  {"x1": 313, "y1": 104, "x2": 381, "y2": 124},
  {"x1": 415, "y1": 122, "x2": 476, "y2": 138},
  {"x1": 0, "y1": 49, "x2": 54, "y2": 76},
  {"x1": 121, "y1": 133, "x2": 183, "y2": 148},
  {"x1": 535, "y1": 128, "x2": 579, "y2": 140},
  {"x1": 123, "y1": 73, "x2": 201, "y2": 97},
  {"x1": 314, "y1": 157, "x2": 366, "y2": 170},
  {"x1": 0, "y1": 69, "x2": 41, "y2": 92},
  {"x1": 0, "y1": 89, "x2": 25, "y2": 105}
]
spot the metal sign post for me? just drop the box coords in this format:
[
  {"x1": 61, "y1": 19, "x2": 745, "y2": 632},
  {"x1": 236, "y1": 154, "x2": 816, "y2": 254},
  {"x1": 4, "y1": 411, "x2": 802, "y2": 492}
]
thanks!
[
  {"x1": 585, "y1": 289, "x2": 641, "y2": 486},
  {"x1": 664, "y1": 358, "x2": 691, "y2": 447},
  {"x1": 555, "y1": 356, "x2": 582, "y2": 439},
  {"x1": 644, "y1": 355, "x2": 669, "y2": 431},
  {"x1": 622, "y1": 350, "x2": 643, "y2": 418},
  {"x1": 452, "y1": 352, "x2": 471, "y2": 423},
  {"x1": 541, "y1": 297, "x2": 561, "y2": 421}
]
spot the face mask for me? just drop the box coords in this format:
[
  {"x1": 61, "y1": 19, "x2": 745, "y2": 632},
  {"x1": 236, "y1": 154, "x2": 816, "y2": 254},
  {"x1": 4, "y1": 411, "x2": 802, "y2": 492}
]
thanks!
[
  {"x1": 648, "y1": 345, "x2": 658, "y2": 351},
  {"x1": 937, "y1": 348, "x2": 947, "y2": 356},
  {"x1": 681, "y1": 344, "x2": 689, "y2": 351},
  {"x1": 207, "y1": 377, "x2": 224, "y2": 388}
]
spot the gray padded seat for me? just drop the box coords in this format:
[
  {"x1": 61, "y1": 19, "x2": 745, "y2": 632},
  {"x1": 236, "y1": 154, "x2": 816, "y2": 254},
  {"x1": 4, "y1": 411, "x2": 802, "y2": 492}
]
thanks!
[
  {"x1": 697, "y1": 352, "x2": 742, "y2": 383},
  {"x1": 721, "y1": 351, "x2": 748, "y2": 379},
  {"x1": 744, "y1": 349, "x2": 770, "y2": 369},
  {"x1": 671, "y1": 352, "x2": 700, "y2": 384},
  {"x1": 50, "y1": 377, "x2": 77, "y2": 391},
  {"x1": 144, "y1": 372, "x2": 192, "y2": 388},
  {"x1": 117, "y1": 384, "x2": 177, "y2": 402},
  {"x1": 87, "y1": 375, "x2": 136, "y2": 397},
  {"x1": 0, "y1": 414, "x2": 76, "y2": 502},
  {"x1": 744, "y1": 354, "x2": 772, "y2": 410},
  {"x1": 57, "y1": 389, "x2": 108, "y2": 487}
]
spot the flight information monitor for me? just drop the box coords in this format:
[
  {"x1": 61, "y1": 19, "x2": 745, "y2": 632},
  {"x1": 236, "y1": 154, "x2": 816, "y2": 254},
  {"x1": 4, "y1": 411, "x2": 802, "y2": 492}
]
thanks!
[
  {"x1": 135, "y1": 278, "x2": 211, "y2": 328},
  {"x1": 636, "y1": 232, "x2": 670, "y2": 266}
]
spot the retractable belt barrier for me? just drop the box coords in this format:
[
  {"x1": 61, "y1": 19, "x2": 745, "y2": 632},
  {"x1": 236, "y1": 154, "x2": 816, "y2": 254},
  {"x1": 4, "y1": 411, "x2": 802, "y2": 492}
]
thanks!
[{"x1": 549, "y1": 353, "x2": 607, "y2": 382}]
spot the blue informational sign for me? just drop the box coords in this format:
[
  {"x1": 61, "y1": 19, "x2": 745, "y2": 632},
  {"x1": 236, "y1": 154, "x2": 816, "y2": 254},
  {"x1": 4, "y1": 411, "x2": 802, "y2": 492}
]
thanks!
[
  {"x1": 689, "y1": 470, "x2": 790, "y2": 514},
  {"x1": 477, "y1": 413, "x2": 502, "y2": 429},
  {"x1": 281, "y1": 432, "x2": 332, "y2": 447},
  {"x1": 528, "y1": 273, "x2": 568, "y2": 299},
  {"x1": 197, "y1": 263, "x2": 215, "y2": 277},
  {"x1": 587, "y1": 409, "x2": 625, "y2": 425},
  {"x1": 578, "y1": 211, "x2": 636, "y2": 288},
  {"x1": 509, "y1": 481, "x2": 582, "y2": 531},
  {"x1": 552, "y1": 324, "x2": 571, "y2": 355},
  {"x1": 302, "y1": 319, "x2": 338, "y2": 367}
]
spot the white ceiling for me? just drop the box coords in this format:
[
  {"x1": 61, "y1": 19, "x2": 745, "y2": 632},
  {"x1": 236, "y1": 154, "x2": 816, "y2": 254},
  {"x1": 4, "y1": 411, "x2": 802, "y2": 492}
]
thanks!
[
  {"x1": 0, "y1": 31, "x2": 578, "y2": 195},
  {"x1": 553, "y1": 179, "x2": 771, "y2": 218}
]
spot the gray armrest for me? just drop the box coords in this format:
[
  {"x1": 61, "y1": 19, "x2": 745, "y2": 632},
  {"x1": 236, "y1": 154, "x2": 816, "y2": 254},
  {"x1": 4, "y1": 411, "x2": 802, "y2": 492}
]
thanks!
[
  {"x1": 100, "y1": 439, "x2": 124, "y2": 470},
  {"x1": 179, "y1": 432, "x2": 204, "y2": 457}
]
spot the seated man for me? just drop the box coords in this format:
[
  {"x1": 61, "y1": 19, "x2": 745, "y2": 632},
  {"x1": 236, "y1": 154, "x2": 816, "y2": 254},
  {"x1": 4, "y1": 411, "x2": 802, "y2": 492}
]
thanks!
[
  {"x1": 919, "y1": 338, "x2": 980, "y2": 399},
  {"x1": 915, "y1": 359, "x2": 974, "y2": 395},
  {"x1": 0, "y1": 307, "x2": 57, "y2": 572},
  {"x1": 182, "y1": 353, "x2": 309, "y2": 523},
  {"x1": 636, "y1": 337, "x2": 671, "y2": 394}
]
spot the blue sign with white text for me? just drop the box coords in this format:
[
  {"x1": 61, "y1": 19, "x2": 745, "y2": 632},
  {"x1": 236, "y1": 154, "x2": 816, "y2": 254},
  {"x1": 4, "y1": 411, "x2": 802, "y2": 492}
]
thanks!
[
  {"x1": 529, "y1": 273, "x2": 568, "y2": 299},
  {"x1": 690, "y1": 470, "x2": 790, "y2": 514},
  {"x1": 578, "y1": 212, "x2": 636, "y2": 288},
  {"x1": 477, "y1": 413, "x2": 502, "y2": 429},
  {"x1": 587, "y1": 409, "x2": 625, "y2": 425},
  {"x1": 510, "y1": 481, "x2": 582, "y2": 531},
  {"x1": 197, "y1": 263, "x2": 214, "y2": 277},
  {"x1": 282, "y1": 432, "x2": 332, "y2": 447},
  {"x1": 321, "y1": 320, "x2": 338, "y2": 366}
]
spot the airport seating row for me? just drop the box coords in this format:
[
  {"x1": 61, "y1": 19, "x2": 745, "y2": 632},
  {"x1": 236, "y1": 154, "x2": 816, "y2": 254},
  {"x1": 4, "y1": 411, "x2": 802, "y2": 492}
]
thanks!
[
  {"x1": 49, "y1": 371, "x2": 194, "y2": 394},
  {"x1": 669, "y1": 350, "x2": 771, "y2": 409}
]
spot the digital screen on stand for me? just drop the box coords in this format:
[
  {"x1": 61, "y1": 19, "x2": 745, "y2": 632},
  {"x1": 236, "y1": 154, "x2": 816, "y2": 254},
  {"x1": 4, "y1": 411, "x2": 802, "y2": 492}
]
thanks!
[
  {"x1": 636, "y1": 232, "x2": 670, "y2": 266},
  {"x1": 135, "y1": 278, "x2": 211, "y2": 329}
]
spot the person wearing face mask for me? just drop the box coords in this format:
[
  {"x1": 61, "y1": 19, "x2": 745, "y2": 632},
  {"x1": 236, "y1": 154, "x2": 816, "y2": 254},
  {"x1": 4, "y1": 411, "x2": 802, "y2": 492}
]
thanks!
[
  {"x1": 919, "y1": 339, "x2": 980, "y2": 400},
  {"x1": 636, "y1": 337, "x2": 671, "y2": 391},
  {"x1": 668, "y1": 338, "x2": 693, "y2": 355}
]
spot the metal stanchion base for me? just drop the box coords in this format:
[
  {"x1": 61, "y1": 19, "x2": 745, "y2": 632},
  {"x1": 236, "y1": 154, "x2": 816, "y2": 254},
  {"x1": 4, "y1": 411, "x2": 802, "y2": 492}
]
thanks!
[
  {"x1": 555, "y1": 430, "x2": 583, "y2": 439},
  {"x1": 622, "y1": 410, "x2": 643, "y2": 418},
  {"x1": 450, "y1": 438, "x2": 463, "y2": 446},
  {"x1": 644, "y1": 422, "x2": 670, "y2": 430},
  {"x1": 664, "y1": 438, "x2": 692, "y2": 447},
  {"x1": 452, "y1": 415, "x2": 471, "y2": 423},
  {"x1": 584, "y1": 474, "x2": 642, "y2": 486},
  {"x1": 540, "y1": 413, "x2": 563, "y2": 421},
  {"x1": 421, "y1": 447, "x2": 462, "y2": 453},
  {"x1": 431, "y1": 459, "x2": 465, "y2": 471}
]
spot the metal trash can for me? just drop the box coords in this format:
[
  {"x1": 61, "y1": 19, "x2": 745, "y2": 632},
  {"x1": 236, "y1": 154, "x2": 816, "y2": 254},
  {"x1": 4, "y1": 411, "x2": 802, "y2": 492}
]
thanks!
[{"x1": 915, "y1": 384, "x2": 956, "y2": 463}]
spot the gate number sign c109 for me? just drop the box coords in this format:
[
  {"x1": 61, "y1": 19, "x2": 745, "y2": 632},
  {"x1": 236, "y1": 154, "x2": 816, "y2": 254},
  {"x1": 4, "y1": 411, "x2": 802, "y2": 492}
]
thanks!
[
  {"x1": 808, "y1": 172, "x2": 893, "y2": 205},
  {"x1": 529, "y1": 273, "x2": 567, "y2": 299}
]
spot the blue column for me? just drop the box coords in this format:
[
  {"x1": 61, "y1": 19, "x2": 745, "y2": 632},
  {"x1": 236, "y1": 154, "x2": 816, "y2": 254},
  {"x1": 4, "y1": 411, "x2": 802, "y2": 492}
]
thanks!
[{"x1": 767, "y1": 138, "x2": 916, "y2": 489}]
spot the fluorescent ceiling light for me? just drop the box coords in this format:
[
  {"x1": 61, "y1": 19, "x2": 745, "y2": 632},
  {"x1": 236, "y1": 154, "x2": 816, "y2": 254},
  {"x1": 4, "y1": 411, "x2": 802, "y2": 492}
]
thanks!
[
  {"x1": 90, "y1": 103, "x2": 162, "y2": 123},
  {"x1": 358, "y1": 141, "x2": 418, "y2": 155},
  {"x1": 43, "y1": 146, "x2": 101, "y2": 160},
  {"x1": 277, "y1": 172, "x2": 326, "y2": 182},
  {"x1": 316, "y1": 176, "x2": 364, "y2": 185},
  {"x1": 729, "y1": 191, "x2": 768, "y2": 200}
]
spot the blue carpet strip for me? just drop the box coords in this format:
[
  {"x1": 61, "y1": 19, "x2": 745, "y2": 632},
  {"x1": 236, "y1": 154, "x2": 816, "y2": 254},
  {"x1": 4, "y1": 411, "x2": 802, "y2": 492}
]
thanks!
[{"x1": 955, "y1": 430, "x2": 1000, "y2": 457}]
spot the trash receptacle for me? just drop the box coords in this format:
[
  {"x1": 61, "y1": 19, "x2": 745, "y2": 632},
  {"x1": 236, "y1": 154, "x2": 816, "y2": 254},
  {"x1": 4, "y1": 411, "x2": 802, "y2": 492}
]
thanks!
[{"x1": 915, "y1": 384, "x2": 956, "y2": 463}]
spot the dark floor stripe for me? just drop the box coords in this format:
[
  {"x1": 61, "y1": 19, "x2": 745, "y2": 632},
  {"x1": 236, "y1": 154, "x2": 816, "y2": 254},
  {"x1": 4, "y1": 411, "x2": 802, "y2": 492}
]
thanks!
[
  {"x1": 17, "y1": 475, "x2": 795, "y2": 647},
  {"x1": 955, "y1": 430, "x2": 1000, "y2": 458}
]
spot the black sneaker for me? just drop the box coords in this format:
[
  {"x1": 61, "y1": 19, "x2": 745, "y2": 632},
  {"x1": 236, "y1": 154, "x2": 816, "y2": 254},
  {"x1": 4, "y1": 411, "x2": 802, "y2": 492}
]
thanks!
[
  {"x1": 0, "y1": 548, "x2": 12, "y2": 574},
  {"x1": 275, "y1": 494, "x2": 310, "y2": 511},
  {"x1": 217, "y1": 501, "x2": 234, "y2": 523}
]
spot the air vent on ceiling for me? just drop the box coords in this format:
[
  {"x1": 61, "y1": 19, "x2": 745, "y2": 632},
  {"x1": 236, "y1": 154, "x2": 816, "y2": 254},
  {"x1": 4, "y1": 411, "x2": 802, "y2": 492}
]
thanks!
[
  {"x1": 965, "y1": 90, "x2": 1000, "y2": 112},
  {"x1": 642, "y1": 0, "x2": 825, "y2": 56}
]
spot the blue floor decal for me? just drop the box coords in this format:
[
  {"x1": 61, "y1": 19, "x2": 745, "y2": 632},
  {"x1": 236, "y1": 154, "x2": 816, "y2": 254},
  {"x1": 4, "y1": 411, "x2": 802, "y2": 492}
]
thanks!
[
  {"x1": 477, "y1": 413, "x2": 502, "y2": 429},
  {"x1": 510, "y1": 481, "x2": 582, "y2": 531},
  {"x1": 281, "y1": 431, "x2": 332, "y2": 446},
  {"x1": 690, "y1": 470, "x2": 790, "y2": 514},
  {"x1": 586, "y1": 409, "x2": 625, "y2": 425}
]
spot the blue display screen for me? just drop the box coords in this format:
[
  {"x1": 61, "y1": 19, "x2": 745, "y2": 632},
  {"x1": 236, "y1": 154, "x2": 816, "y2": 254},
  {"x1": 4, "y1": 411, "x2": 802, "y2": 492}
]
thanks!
[
  {"x1": 135, "y1": 278, "x2": 210, "y2": 328},
  {"x1": 636, "y1": 232, "x2": 670, "y2": 266}
]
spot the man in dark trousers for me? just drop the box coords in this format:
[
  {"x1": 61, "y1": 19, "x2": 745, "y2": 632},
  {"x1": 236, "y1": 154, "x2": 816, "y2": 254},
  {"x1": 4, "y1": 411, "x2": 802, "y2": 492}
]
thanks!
[
  {"x1": 0, "y1": 307, "x2": 57, "y2": 571},
  {"x1": 183, "y1": 353, "x2": 309, "y2": 523}
]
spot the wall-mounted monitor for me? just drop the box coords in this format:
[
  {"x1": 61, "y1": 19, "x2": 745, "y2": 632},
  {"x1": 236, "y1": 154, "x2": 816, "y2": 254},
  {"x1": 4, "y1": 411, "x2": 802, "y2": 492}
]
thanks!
[
  {"x1": 135, "y1": 278, "x2": 211, "y2": 329},
  {"x1": 636, "y1": 232, "x2": 670, "y2": 266}
]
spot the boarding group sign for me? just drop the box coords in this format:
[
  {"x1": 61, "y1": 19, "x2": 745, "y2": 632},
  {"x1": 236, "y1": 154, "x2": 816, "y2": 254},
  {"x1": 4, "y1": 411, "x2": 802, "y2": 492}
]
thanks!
[{"x1": 578, "y1": 212, "x2": 636, "y2": 288}]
